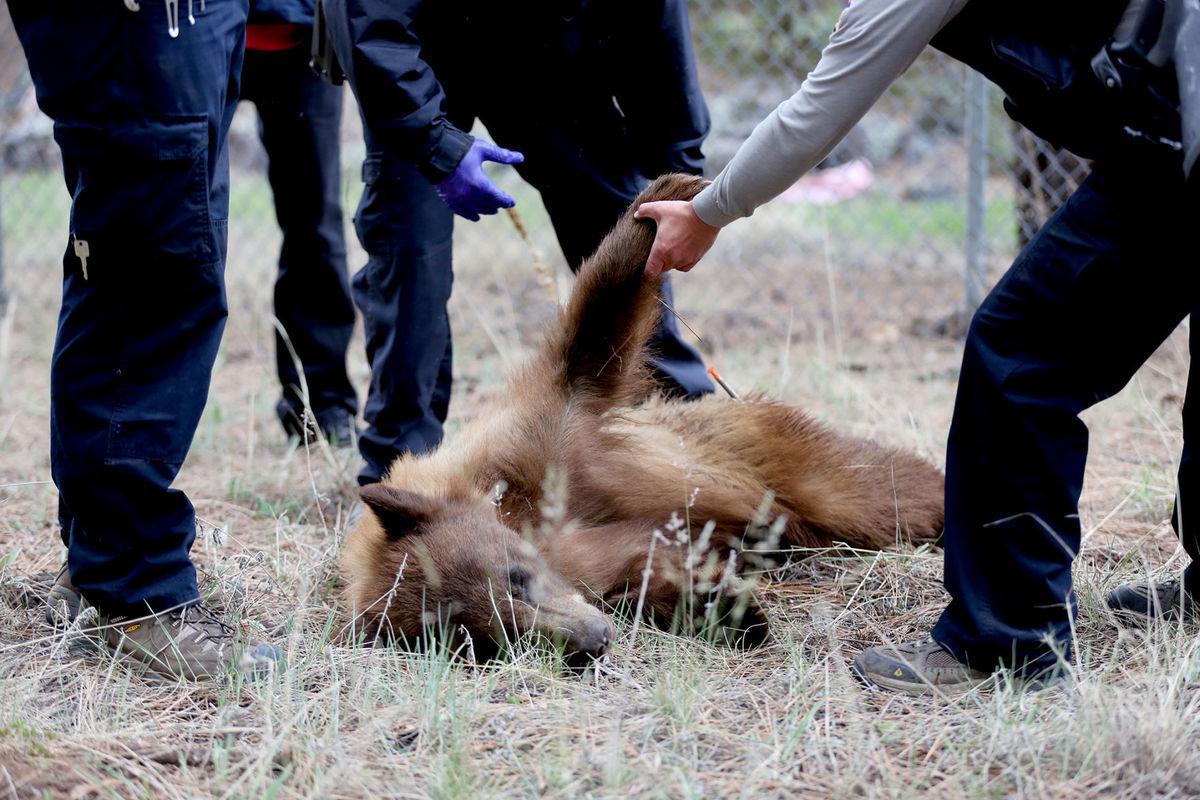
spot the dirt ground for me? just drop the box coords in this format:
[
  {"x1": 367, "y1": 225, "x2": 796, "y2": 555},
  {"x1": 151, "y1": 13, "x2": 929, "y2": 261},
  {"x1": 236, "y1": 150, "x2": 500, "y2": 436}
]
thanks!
[{"x1": 1, "y1": 167, "x2": 1198, "y2": 799}]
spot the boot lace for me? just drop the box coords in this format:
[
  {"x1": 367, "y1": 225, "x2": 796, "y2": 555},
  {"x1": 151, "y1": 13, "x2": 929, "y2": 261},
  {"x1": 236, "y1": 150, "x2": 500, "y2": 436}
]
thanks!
[{"x1": 175, "y1": 603, "x2": 236, "y2": 646}]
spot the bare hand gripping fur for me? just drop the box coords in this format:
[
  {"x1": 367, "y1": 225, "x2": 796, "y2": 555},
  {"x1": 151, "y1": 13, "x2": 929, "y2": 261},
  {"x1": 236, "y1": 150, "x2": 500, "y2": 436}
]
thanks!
[{"x1": 342, "y1": 174, "x2": 945, "y2": 663}]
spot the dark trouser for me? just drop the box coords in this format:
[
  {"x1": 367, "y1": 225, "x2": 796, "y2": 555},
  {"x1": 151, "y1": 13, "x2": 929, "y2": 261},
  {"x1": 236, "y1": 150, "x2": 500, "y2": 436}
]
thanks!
[
  {"x1": 352, "y1": 153, "x2": 455, "y2": 482},
  {"x1": 352, "y1": 122, "x2": 712, "y2": 484},
  {"x1": 1178, "y1": 324, "x2": 1200, "y2": 598},
  {"x1": 240, "y1": 45, "x2": 357, "y2": 428},
  {"x1": 932, "y1": 158, "x2": 1197, "y2": 675},
  {"x1": 12, "y1": 0, "x2": 247, "y2": 615}
]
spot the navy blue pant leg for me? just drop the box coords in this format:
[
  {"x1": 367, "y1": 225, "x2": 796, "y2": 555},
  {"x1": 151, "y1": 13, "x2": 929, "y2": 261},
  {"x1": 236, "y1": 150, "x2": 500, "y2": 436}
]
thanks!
[
  {"x1": 12, "y1": 0, "x2": 248, "y2": 615},
  {"x1": 645, "y1": 278, "x2": 713, "y2": 399},
  {"x1": 932, "y1": 160, "x2": 1197, "y2": 674},
  {"x1": 241, "y1": 46, "x2": 357, "y2": 428},
  {"x1": 352, "y1": 149, "x2": 454, "y2": 485},
  {"x1": 1178, "y1": 321, "x2": 1200, "y2": 598}
]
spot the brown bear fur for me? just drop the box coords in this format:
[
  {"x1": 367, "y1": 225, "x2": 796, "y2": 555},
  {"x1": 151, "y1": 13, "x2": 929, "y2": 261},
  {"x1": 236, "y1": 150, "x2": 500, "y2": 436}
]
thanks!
[{"x1": 341, "y1": 173, "x2": 944, "y2": 659}]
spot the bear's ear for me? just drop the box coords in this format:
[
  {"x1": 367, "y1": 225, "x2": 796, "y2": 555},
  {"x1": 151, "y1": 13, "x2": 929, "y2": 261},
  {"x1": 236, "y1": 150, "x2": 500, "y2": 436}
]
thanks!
[{"x1": 359, "y1": 484, "x2": 439, "y2": 539}]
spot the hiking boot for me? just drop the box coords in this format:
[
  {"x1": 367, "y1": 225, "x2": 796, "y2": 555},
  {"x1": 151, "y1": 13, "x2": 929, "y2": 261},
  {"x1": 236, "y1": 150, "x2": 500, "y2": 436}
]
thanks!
[
  {"x1": 1107, "y1": 579, "x2": 1196, "y2": 624},
  {"x1": 277, "y1": 399, "x2": 356, "y2": 449},
  {"x1": 45, "y1": 564, "x2": 83, "y2": 627},
  {"x1": 853, "y1": 637, "x2": 992, "y2": 694},
  {"x1": 91, "y1": 603, "x2": 283, "y2": 683}
]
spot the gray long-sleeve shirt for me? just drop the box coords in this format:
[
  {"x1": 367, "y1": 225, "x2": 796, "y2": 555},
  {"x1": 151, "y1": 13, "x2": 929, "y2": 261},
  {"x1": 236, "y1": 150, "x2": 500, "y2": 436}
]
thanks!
[{"x1": 693, "y1": 0, "x2": 970, "y2": 228}]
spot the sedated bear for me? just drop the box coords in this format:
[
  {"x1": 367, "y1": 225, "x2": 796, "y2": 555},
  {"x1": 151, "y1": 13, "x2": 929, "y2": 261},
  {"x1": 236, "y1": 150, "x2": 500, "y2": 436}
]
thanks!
[{"x1": 341, "y1": 174, "x2": 944, "y2": 665}]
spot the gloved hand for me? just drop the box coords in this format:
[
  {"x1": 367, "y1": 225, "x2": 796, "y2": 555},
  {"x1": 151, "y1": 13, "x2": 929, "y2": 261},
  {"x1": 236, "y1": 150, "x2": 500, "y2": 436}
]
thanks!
[{"x1": 435, "y1": 139, "x2": 525, "y2": 221}]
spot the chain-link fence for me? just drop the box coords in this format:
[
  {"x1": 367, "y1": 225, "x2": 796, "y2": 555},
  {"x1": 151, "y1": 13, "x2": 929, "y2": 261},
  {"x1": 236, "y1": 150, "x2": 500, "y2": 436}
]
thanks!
[{"x1": 0, "y1": 2, "x2": 1086, "y2": 339}]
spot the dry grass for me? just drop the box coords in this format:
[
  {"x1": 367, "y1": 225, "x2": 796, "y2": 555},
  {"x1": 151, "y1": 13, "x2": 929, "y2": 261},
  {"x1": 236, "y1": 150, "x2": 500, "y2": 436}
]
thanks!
[{"x1": 2, "y1": 163, "x2": 1199, "y2": 799}]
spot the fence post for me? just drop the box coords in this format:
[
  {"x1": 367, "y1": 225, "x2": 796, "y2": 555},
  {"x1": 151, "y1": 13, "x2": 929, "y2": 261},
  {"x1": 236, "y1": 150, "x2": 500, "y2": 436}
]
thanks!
[
  {"x1": 964, "y1": 69, "x2": 989, "y2": 316},
  {"x1": 0, "y1": 162, "x2": 6, "y2": 317}
]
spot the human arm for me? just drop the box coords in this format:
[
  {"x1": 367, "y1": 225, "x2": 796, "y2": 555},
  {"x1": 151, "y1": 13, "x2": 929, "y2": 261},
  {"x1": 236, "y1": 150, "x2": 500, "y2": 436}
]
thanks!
[
  {"x1": 639, "y1": 0, "x2": 968, "y2": 274},
  {"x1": 322, "y1": 0, "x2": 522, "y2": 216},
  {"x1": 324, "y1": 0, "x2": 468, "y2": 181}
]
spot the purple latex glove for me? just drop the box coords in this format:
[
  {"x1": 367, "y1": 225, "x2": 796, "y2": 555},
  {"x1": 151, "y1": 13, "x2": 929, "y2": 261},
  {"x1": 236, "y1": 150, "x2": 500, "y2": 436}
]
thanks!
[{"x1": 435, "y1": 139, "x2": 525, "y2": 221}]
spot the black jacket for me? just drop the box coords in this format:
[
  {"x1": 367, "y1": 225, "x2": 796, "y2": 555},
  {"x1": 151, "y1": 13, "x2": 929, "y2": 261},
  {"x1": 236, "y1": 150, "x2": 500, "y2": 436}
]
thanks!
[
  {"x1": 322, "y1": 0, "x2": 710, "y2": 183},
  {"x1": 932, "y1": 0, "x2": 1183, "y2": 163}
]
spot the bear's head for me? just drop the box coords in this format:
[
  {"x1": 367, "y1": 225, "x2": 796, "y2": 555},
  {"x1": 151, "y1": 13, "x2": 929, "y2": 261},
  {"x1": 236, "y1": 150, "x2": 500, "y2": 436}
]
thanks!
[{"x1": 343, "y1": 483, "x2": 614, "y2": 668}]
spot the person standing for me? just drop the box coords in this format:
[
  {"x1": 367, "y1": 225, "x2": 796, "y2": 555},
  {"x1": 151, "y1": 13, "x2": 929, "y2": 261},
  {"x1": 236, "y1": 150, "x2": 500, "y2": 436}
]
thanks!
[
  {"x1": 16, "y1": 0, "x2": 282, "y2": 682},
  {"x1": 322, "y1": 0, "x2": 715, "y2": 485},
  {"x1": 241, "y1": 0, "x2": 358, "y2": 446},
  {"x1": 635, "y1": 0, "x2": 1196, "y2": 692}
]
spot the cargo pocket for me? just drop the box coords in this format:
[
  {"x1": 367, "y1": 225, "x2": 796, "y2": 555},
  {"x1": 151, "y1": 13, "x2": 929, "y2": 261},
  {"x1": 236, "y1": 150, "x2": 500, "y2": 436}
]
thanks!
[
  {"x1": 50, "y1": 117, "x2": 225, "y2": 465},
  {"x1": 354, "y1": 154, "x2": 454, "y2": 254},
  {"x1": 53, "y1": 115, "x2": 215, "y2": 267},
  {"x1": 353, "y1": 154, "x2": 386, "y2": 253}
]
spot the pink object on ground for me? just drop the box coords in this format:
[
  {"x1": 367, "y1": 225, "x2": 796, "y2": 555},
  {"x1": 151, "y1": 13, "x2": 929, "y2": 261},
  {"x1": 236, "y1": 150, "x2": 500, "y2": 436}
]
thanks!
[{"x1": 779, "y1": 159, "x2": 875, "y2": 205}]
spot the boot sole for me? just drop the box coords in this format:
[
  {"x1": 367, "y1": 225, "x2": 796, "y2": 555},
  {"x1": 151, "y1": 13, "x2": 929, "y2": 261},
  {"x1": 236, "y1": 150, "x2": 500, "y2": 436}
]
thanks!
[
  {"x1": 851, "y1": 662, "x2": 993, "y2": 695},
  {"x1": 1108, "y1": 606, "x2": 1198, "y2": 628},
  {"x1": 100, "y1": 642, "x2": 282, "y2": 685},
  {"x1": 853, "y1": 663, "x2": 1069, "y2": 695}
]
